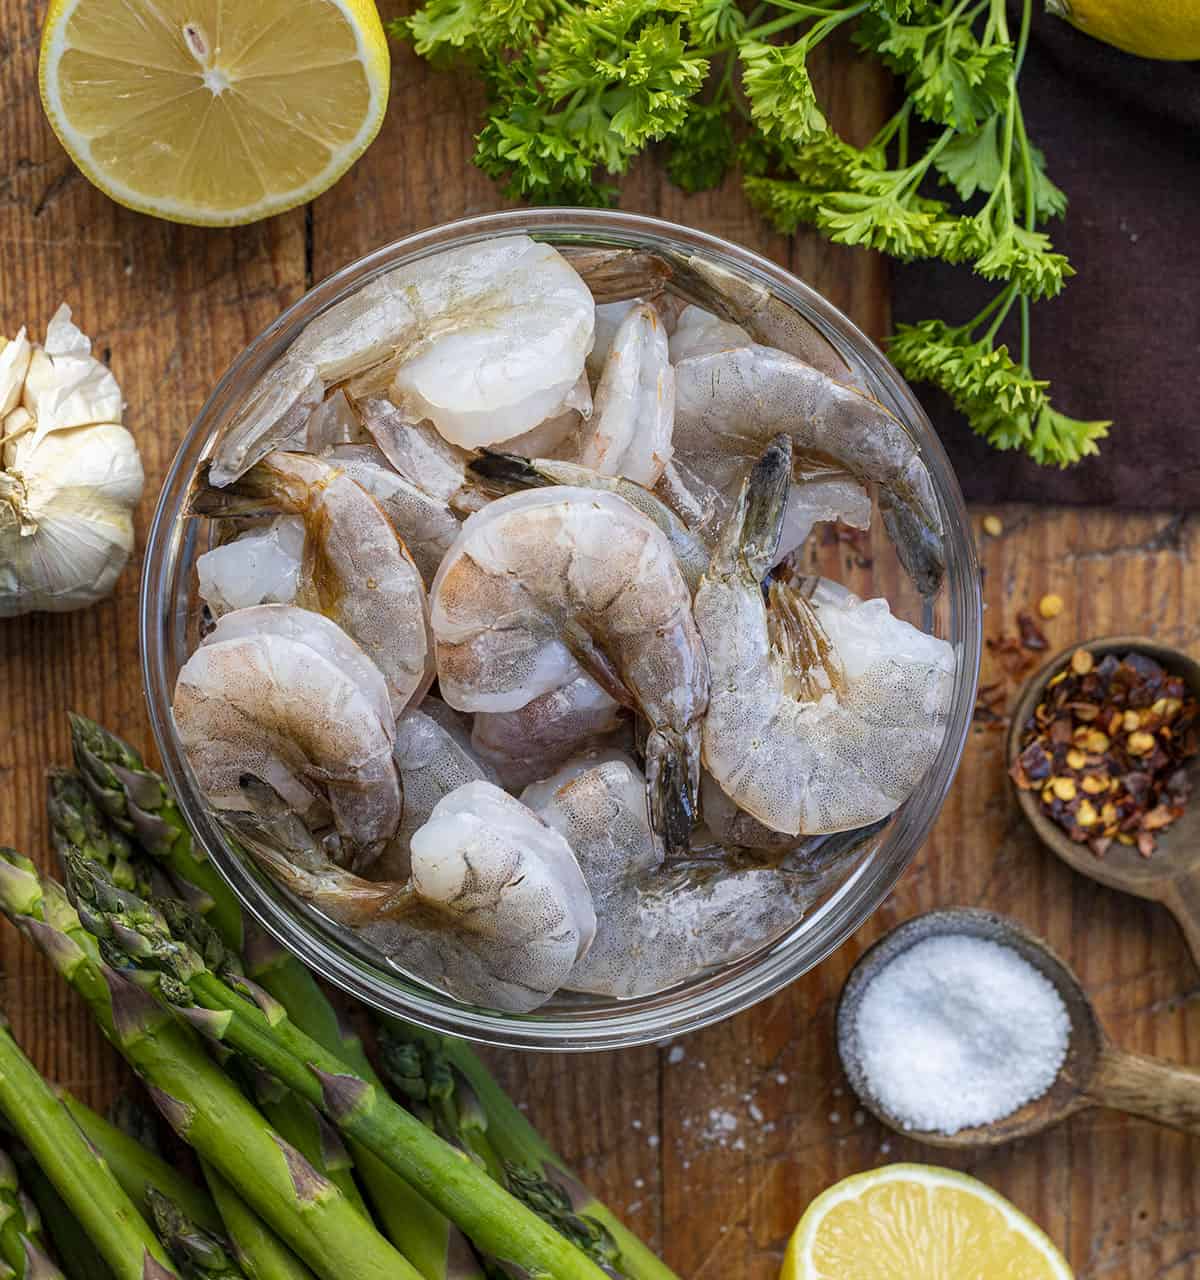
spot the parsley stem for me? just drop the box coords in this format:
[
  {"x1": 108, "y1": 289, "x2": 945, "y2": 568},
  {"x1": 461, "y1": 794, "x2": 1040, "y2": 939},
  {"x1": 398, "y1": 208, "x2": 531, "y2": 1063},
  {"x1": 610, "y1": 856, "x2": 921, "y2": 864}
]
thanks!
[
  {"x1": 870, "y1": 99, "x2": 913, "y2": 154},
  {"x1": 982, "y1": 282, "x2": 1020, "y2": 343},
  {"x1": 1020, "y1": 294, "x2": 1031, "y2": 370},
  {"x1": 1013, "y1": 0, "x2": 1034, "y2": 75},
  {"x1": 965, "y1": 286, "x2": 1013, "y2": 334}
]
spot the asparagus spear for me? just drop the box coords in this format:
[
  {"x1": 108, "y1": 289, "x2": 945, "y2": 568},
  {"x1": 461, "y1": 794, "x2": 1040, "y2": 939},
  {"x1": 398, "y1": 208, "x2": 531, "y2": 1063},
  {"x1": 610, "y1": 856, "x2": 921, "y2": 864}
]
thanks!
[
  {"x1": 46, "y1": 779, "x2": 368, "y2": 1220},
  {"x1": 0, "y1": 851, "x2": 419, "y2": 1280},
  {"x1": 66, "y1": 859, "x2": 619, "y2": 1280},
  {"x1": 57, "y1": 1098, "x2": 312, "y2": 1280},
  {"x1": 0, "y1": 1144, "x2": 46, "y2": 1278},
  {"x1": 146, "y1": 1188, "x2": 244, "y2": 1280},
  {"x1": 0, "y1": 1014, "x2": 180, "y2": 1280},
  {"x1": 66, "y1": 718, "x2": 477, "y2": 1280},
  {"x1": 378, "y1": 1025, "x2": 678, "y2": 1280},
  {"x1": 12, "y1": 1147, "x2": 114, "y2": 1280},
  {"x1": 197, "y1": 1164, "x2": 314, "y2": 1280}
]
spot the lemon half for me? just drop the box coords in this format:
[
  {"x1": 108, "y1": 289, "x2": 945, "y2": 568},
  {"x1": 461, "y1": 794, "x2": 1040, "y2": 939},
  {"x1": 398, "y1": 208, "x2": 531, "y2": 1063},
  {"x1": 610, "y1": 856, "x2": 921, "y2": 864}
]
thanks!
[
  {"x1": 782, "y1": 1163, "x2": 1074, "y2": 1280},
  {"x1": 39, "y1": 0, "x2": 391, "y2": 226}
]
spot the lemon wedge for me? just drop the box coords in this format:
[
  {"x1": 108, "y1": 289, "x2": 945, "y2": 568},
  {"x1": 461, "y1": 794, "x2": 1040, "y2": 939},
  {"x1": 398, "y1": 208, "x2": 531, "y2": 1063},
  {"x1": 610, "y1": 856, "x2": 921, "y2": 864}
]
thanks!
[
  {"x1": 782, "y1": 1163, "x2": 1073, "y2": 1280},
  {"x1": 39, "y1": 0, "x2": 390, "y2": 226}
]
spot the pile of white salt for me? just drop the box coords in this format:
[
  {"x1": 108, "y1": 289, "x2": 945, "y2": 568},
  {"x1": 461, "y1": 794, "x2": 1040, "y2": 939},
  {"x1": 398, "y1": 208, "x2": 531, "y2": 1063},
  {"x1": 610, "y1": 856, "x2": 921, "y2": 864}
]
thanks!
[{"x1": 850, "y1": 934, "x2": 1071, "y2": 1135}]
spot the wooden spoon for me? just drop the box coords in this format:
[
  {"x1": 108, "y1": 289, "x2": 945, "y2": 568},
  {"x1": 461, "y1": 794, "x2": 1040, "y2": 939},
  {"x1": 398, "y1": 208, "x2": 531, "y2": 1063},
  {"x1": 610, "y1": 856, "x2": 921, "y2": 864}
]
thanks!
[
  {"x1": 836, "y1": 907, "x2": 1200, "y2": 1149},
  {"x1": 1007, "y1": 635, "x2": 1200, "y2": 968}
]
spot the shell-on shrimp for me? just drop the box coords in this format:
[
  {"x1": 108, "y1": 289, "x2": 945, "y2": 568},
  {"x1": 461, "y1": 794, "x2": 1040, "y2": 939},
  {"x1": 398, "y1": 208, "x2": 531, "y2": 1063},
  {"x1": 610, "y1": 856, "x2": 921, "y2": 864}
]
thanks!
[
  {"x1": 358, "y1": 399, "x2": 477, "y2": 510},
  {"x1": 210, "y1": 236, "x2": 595, "y2": 481},
  {"x1": 573, "y1": 302, "x2": 674, "y2": 487},
  {"x1": 227, "y1": 778, "x2": 595, "y2": 1013},
  {"x1": 563, "y1": 245, "x2": 864, "y2": 388},
  {"x1": 525, "y1": 754, "x2": 815, "y2": 999},
  {"x1": 191, "y1": 451, "x2": 434, "y2": 717},
  {"x1": 371, "y1": 699, "x2": 497, "y2": 881},
  {"x1": 673, "y1": 342, "x2": 945, "y2": 595},
  {"x1": 430, "y1": 486, "x2": 710, "y2": 855},
  {"x1": 695, "y1": 436, "x2": 956, "y2": 836},
  {"x1": 468, "y1": 451, "x2": 710, "y2": 594},
  {"x1": 471, "y1": 676, "x2": 623, "y2": 790},
  {"x1": 196, "y1": 516, "x2": 305, "y2": 617},
  {"x1": 325, "y1": 444, "x2": 459, "y2": 587},
  {"x1": 174, "y1": 623, "x2": 401, "y2": 865},
  {"x1": 667, "y1": 305, "x2": 751, "y2": 364}
]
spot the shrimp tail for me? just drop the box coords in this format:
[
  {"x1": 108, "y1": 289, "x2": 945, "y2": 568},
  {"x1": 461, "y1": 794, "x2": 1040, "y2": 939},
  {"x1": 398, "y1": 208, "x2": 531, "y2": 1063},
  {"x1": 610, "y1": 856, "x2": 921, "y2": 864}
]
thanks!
[
  {"x1": 767, "y1": 580, "x2": 843, "y2": 699},
  {"x1": 467, "y1": 450, "x2": 552, "y2": 493},
  {"x1": 715, "y1": 433, "x2": 792, "y2": 580},
  {"x1": 645, "y1": 727, "x2": 700, "y2": 859},
  {"x1": 189, "y1": 456, "x2": 310, "y2": 518},
  {"x1": 880, "y1": 491, "x2": 946, "y2": 600}
]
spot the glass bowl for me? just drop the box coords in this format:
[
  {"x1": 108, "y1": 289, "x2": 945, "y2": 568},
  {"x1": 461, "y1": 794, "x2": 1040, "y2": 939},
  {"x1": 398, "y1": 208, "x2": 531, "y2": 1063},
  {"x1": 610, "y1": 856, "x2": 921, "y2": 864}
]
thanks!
[{"x1": 141, "y1": 208, "x2": 982, "y2": 1051}]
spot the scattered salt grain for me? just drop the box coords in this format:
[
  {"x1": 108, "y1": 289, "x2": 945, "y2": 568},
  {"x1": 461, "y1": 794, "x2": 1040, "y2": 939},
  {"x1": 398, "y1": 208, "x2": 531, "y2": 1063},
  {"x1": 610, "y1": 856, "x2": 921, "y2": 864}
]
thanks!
[
  {"x1": 851, "y1": 933, "x2": 1070, "y2": 1135},
  {"x1": 775, "y1": 1072, "x2": 788, "y2": 1085},
  {"x1": 667, "y1": 1045, "x2": 686, "y2": 1065},
  {"x1": 631, "y1": 1119, "x2": 642, "y2": 1131},
  {"x1": 828, "y1": 1111, "x2": 840, "y2": 1124},
  {"x1": 748, "y1": 1103, "x2": 764, "y2": 1123},
  {"x1": 647, "y1": 1134, "x2": 660, "y2": 1149}
]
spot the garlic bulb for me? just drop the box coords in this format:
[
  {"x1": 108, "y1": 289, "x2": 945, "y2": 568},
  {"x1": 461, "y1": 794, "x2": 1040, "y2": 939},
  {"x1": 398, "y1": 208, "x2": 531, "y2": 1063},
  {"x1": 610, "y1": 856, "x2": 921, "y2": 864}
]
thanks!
[{"x1": 0, "y1": 305, "x2": 144, "y2": 617}]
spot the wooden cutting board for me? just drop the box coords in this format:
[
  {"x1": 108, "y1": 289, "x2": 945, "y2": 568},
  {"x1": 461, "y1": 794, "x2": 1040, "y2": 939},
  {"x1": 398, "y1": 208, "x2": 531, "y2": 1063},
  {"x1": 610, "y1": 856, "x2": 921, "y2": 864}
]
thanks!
[{"x1": 0, "y1": 4, "x2": 1196, "y2": 1274}]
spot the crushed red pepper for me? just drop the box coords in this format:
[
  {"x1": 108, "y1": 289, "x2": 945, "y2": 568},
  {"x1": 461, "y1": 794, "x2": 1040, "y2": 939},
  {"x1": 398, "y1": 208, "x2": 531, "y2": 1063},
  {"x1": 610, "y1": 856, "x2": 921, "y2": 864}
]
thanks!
[{"x1": 1011, "y1": 649, "x2": 1199, "y2": 857}]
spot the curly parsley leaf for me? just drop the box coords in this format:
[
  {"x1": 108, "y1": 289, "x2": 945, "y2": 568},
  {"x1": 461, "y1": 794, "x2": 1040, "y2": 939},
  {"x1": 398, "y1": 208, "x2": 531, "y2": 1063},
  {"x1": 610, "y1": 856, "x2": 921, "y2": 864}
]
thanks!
[
  {"x1": 665, "y1": 99, "x2": 737, "y2": 192},
  {"x1": 740, "y1": 39, "x2": 827, "y2": 144}
]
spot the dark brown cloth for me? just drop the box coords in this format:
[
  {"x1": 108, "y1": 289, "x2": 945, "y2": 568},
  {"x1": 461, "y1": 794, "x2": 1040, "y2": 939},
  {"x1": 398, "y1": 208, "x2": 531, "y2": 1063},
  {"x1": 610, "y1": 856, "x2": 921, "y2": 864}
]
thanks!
[{"x1": 892, "y1": 9, "x2": 1200, "y2": 507}]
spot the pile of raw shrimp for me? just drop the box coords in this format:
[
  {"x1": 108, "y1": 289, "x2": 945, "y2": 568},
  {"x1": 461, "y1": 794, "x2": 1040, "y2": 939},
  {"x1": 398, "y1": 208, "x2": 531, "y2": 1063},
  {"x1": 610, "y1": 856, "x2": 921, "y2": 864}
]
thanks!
[{"x1": 175, "y1": 235, "x2": 957, "y2": 1013}]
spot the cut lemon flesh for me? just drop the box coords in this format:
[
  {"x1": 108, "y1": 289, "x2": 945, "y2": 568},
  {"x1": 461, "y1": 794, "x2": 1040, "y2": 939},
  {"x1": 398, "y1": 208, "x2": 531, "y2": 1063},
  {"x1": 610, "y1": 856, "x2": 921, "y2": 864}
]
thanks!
[
  {"x1": 40, "y1": 0, "x2": 390, "y2": 226},
  {"x1": 782, "y1": 1164, "x2": 1073, "y2": 1280}
]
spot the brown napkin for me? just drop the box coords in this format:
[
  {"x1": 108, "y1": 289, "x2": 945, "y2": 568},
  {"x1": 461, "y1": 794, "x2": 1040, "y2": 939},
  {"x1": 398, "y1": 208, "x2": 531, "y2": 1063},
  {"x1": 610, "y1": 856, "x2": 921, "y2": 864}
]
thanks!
[{"x1": 893, "y1": 10, "x2": 1200, "y2": 507}]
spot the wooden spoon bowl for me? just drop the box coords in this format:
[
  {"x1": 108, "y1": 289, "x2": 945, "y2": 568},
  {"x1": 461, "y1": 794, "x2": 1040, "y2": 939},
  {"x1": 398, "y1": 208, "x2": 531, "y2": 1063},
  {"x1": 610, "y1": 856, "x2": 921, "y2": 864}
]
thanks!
[
  {"x1": 1006, "y1": 636, "x2": 1200, "y2": 967},
  {"x1": 836, "y1": 908, "x2": 1200, "y2": 1149}
]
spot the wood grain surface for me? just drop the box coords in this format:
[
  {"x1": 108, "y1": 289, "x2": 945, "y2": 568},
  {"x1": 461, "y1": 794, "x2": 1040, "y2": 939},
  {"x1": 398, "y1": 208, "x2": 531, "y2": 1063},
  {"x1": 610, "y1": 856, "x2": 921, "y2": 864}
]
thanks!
[{"x1": 2, "y1": 4, "x2": 1198, "y2": 1276}]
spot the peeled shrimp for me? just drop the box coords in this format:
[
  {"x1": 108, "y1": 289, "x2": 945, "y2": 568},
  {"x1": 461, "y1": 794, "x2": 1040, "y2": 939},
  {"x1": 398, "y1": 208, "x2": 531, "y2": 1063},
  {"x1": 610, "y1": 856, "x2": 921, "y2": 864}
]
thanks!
[
  {"x1": 525, "y1": 754, "x2": 813, "y2": 999},
  {"x1": 325, "y1": 444, "x2": 459, "y2": 586},
  {"x1": 196, "y1": 516, "x2": 305, "y2": 617},
  {"x1": 673, "y1": 342, "x2": 945, "y2": 595},
  {"x1": 174, "y1": 623, "x2": 401, "y2": 864},
  {"x1": 468, "y1": 451, "x2": 710, "y2": 594},
  {"x1": 371, "y1": 699, "x2": 496, "y2": 881},
  {"x1": 192, "y1": 451, "x2": 433, "y2": 717},
  {"x1": 695, "y1": 436, "x2": 956, "y2": 836},
  {"x1": 471, "y1": 676, "x2": 623, "y2": 790},
  {"x1": 228, "y1": 779, "x2": 595, "y2": 1013},
  {"x1": 573, "y1": 302, "x2": 674, "y2": 487},
  {"x1": 431, "y1": 486, "x2": 709, "y2": 854}
]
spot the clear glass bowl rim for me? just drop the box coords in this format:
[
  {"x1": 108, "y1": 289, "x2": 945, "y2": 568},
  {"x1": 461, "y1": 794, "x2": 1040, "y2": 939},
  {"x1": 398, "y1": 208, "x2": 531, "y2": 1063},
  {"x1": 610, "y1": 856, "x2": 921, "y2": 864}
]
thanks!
[{"x1": 141, "y1": 207, "x2": 982, "y2": 1051}]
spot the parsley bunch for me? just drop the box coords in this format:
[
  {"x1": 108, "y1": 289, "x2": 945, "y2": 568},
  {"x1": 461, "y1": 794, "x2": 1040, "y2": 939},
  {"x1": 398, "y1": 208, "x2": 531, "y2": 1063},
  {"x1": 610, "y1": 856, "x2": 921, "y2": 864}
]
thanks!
[{"x1": 390, "y1": 0, "x2": 1109, "y2": 466}]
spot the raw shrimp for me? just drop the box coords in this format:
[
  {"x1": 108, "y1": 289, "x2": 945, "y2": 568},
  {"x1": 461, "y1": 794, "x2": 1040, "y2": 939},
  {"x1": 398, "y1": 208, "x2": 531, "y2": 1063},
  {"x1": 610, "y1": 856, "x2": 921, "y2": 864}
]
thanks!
[
  {"x1": 574, "y1": 302, "x2": 674, "y2": 486},
  {"x1": 587, "y1": 300, "x2": 639, "y2": 382},
  {"x1": 695, "y1": 436, "x2": 956, "y2": 835},
  {"x1": 493, "y1": 371, "x2": 592, "y2": 461},
  {"x1": 563, "y1": 245, "x2": 864, "y2": 387},
  {"x1": 372, "y1": 699, "x2": 496, "y2": 881},
  {"x1": 471, "y1": 676, "x2": 623, "y2": 790},
  {"x1": 210, "y1": 235, "x2": 595, "y2": 480},
  {"x1": 192, "y1": 451, "x2": 434, "y2": 717},
  {"x1": 667, "y1": 305, "x2": 750, "y2": 364},
  {"x1": 673, "y1": 342, "x2": 945, "y2": 595},
  {"x1": 775, "y1": 461, "x2": 872, "y2": 567},
  {"x1": 174, "y1": 626, "x2": 401, "y2": 864},
  {"x1": 430, "y1": 487, "x2": 709, "y2": 855},
  {"x1": 358, "y1": 399, "x2": 476, "y2": 510},
  {"x1": 468, "y1": 451, "x2": 710, "y2": 593},
  {"x1": 325, "y1": 444, "x2": 459, "y2": 586},
  {"x1": 227, "y1": 778, "x2": 595, "y2": 1013},
  {"x1": 196, "y1": 516, "x2": 305, "y2": 617},
  {"x1": 525, "y1": 754, "x2": 814, "y2": 998}
]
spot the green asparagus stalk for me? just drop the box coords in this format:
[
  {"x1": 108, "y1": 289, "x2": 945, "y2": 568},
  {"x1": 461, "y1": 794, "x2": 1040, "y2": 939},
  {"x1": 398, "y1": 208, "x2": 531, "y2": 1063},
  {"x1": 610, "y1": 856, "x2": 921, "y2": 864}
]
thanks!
[
  {"x1": 67, "y1": 718, "x2": 477, "y2": 1280},
  {"x1": 0, "y1": 1014, "x2": 180, "y2": 1280},
  {"x1": 48, "y1": 770, "x2": 147, "y2": 897},
  {"x1": 0, "y1": 851, "x2": 419, "y2": 1280},
  {"x1": 60, "y1": 1097, "x2": 222, "y2": 1234},
  {"x1": 12, "y1": 1147, "x2": 114, "y2": 1280},
  {"x1": 45, "y1": 779, "x2": 368, "y2": 1220},
  {"x1": 197, "y1": 1164, "x2": 314, "y2": 1280},
  {"x1": 58, "y1": 1098, "x2": 312, "y2": 1280},
  {"x1": 66, "y1": 860, "x2": 619, "y2": 1280},
  {"x1": 146, "y1": 1188, "x2": 245, "y2": 1280},
  {"x1": 0, "y1": 1145, "x2": 46, "y2": 1278},
  {"x1": 378, "y1": 1024, "x2": 677, "y2": 1280}
]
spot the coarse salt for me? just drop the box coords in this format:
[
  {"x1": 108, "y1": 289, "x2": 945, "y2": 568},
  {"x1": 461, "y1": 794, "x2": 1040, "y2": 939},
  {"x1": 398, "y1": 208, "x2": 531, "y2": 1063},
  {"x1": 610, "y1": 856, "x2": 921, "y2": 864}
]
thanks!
[{"x1": 850, "y1": 934, "x2": 1070, "y2": 1135}]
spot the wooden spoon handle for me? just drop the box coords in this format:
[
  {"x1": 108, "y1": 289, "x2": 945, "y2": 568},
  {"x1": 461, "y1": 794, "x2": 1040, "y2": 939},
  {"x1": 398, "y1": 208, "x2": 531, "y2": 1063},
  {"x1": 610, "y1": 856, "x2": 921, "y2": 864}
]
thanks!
[
  {"x1": 1162, "y1": 866, "x2": 1200, "y2": 971},
  {"x1": 1086, "y1": 1045, "x2": 1200, "y2": 1135}
]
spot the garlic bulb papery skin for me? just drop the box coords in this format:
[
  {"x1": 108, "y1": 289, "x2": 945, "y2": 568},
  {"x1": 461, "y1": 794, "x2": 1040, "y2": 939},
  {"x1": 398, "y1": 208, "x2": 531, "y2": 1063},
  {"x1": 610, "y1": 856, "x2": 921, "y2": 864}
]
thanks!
[{"x1": 0, "y1": 306, "x2": 144, "y2": 618}]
